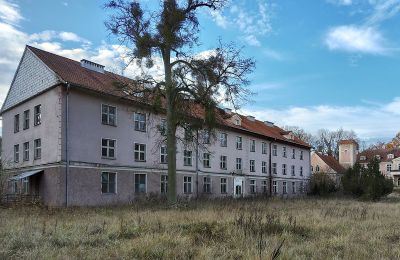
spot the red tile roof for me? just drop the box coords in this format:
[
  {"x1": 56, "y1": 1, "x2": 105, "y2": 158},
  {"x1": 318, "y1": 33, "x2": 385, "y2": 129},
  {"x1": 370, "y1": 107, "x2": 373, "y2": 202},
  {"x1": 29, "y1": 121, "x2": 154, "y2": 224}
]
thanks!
[
  {"x1": 338, "y1": 139, "x2": 358, "y2": 145},
  {"x1": 316, "y1": 152, "x2": 346, "y2": 173},
  {"x1": 357, "y1": 148, "x2": 400, "y2": 163},
  {"x1": 27, "y1": 45, "x2": 311, "y2": 149}
]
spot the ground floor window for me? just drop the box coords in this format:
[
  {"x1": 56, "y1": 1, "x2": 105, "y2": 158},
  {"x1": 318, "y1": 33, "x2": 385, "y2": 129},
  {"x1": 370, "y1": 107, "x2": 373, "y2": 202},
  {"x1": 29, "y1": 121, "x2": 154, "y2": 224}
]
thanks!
[
  {"x1": 283, "y1": 181, "x2": 287, "y2": 194},
  {"x1": 101, "y1": 172, "x2": 116, "y2": 194},
  {"x1": 184, "y1": 176, "x2": 192, "y2": 194},
  {"x1": 203, "y1": 176, "x2": 211, "y2": 193},
  {"x1": 300, "y1": 182, "x2": 304, "y2": 193},
  {"x1": 135, "y1": 174, "x2": 146, "y2": 193},
  {"x1": 250, "y1": 179, "x2": 256, "y2": 194},
  {"x1": 262, "y1": 180, "x2": 267, "y2": 194},
  {"x1": 292, "y1": 182, "x2": 296, "y2": 194},
  {"x1": 273, "y1": 181, "x2": 277, "y2": 194},
  {"x1": 220, "y1": 178, "x2": 227, "y2": 193},
  {"x1": 9, "y1": 180, "x2": 18, "y2": 194},
  {"x1": 161, "y1": 175, "x2": 168, "y2": 194},
  {"x1": 22, "y1": 177, "x2": 29, "y2": 194}
]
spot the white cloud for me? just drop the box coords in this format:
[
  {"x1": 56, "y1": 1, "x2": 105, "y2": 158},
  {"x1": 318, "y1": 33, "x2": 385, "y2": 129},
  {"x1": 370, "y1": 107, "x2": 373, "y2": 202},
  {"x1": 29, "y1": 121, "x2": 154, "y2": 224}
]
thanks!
[
  {"x1": 366, "y1": 0, "x2": 400, "y2": 25},
  {"x1": 243, "y1": 97, "x2": 400, "y2": 140},
  {"x1": 29, "y1": 30, "x2": 91, "y2": 44},
  {"x1": 327, "y1": 0, "x2": 353, "y2": 6},
  {"x1": 263, "y1": 47, "x2": 286, "y2": 61},
  {"x1": 0, "y1": 0, "x2": 23, "y2": 25},
  {"x1": 325, "y1": 25, "x2": 386, "y2": 54}
]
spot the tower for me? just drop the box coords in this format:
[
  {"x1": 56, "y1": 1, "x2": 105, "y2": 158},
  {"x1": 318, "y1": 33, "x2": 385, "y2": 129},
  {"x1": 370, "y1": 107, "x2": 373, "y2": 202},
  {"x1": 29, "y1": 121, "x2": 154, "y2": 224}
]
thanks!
[{"x1": 338, "y1": 140, "x2": 359, "y2": 169}]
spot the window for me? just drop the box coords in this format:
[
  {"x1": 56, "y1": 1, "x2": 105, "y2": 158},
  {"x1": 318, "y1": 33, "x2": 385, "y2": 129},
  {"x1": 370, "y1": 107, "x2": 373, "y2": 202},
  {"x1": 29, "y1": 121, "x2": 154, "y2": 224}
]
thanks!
[
  {"x1": 300, "y1": 182, "x2": 304, "y2": 193},
  {"x1": 23, "y1": 142, "x2": 29, "y2": 161},
  {"x1": 102, "y1": 104, "x2": 116, "y2": 126},
  {"x1": 184, "y1": 126, "x2": 193, "y2": 142},
  {"x1": 236, "y1": 158, "x2": 242, "y2": 170},
  {"x1": 236, "y1": 136, "x2": 242, "y2": 150},
  {"x1": 262, "y1": 161, "x2": 267, "y2": 173},
  {"x1": 203, "y1": 176, "x2": 211, "y2": 193},
  {"x1": 250, "y1": 160, "x2": 255, "y2": 172},
  {"x1": 291, "y1": 165, "x2": 295, "y2": 176},
  {"x1": 202, "y1": 130, "x2": 210, "y2": 144},
  {"x1": 250, "y1": 140, "x2": 256, "y2": 152},
  {"x1": 23, "y1": 110, "x2": 30, "y2": 130},
  {"x1": 14, "y1": 144, "x2": 19, "y2": 163},
  {"x1": 22, "y1": 177, "x2": 29, "y2": 194},
  {"x1": 273, "y1": 144, "x2": 277, "y2": 156},
  {"x1": 101, "y1": 139, "x2": 116, "y2": 159},
  {"x1": 272, "y1": 163, "x2": 277, "y2": 174},
  {"x1": 134, "y1": 143, "x2": 146, "y2": 162},
  {"x1": 360, "y1": 155, "x2": 366, "y2": 161},
  {"x1": 220, "y1": 155, "x2": 227, "y2": 170},
  {"x1": 34, "y1": 139, "x2": 41, "y2": 160},
  {"x1": 161, "y1": 175, "x2": 168, "y2": 194},
  {"x1": 282, "y1": 164, "x2": 287, "y2": 175},
  {"x1": 273, "y1": 181, "x2": 277, "y2": 194},
  {"x1": 184, "y1": 150, "x2": 192, "y2": 166},
  {"x1": 262, "y1": 180, "x2": 267, "y2": 194},
  {"x1": 134, "y1": 112, "x2": 146, "y2": 131},
  {"x1": 300, "y1": 151, "x2": 304, "y2": 160},
  {"x1": 135, "y1": 174, "x2": 146, "y2": 193},
  {"x1": 283, "y1": 181, "x2": 287, "y2": 194},
  {"x1": 14, "y1": 114, "x2": 19, "y2": 133},
  {"x1": 101, "y1": 172, "x2": 116, "y2": 194},
  {"x1": 220, "y1": 178, "x2": 227, "y2": 193},
  {"x1": 220, "y1": 133, "x2": 227, "y2": 147},
  {"x1": 282, "y1": 147, "x2": 287, "y2": 158},
  {"x1": 292, "y1": 182, "x2": 296, "y2": 194},
  {"x1": 250, "y1": 180, "x2": 256, "y2": 194},
  {"x1": 159, "y1": 119, "x2": 167, "y2": 136},
  {"x1": 316, "y1": 165, "x2": 320, "y2": 172},
  {"x1": 183, "y1": 176, "x2": 192, "y2": 194},
  {"x1": 300, "y1": 166, "x2": 303, "y2": 176},
  {"x1": 292, "y1": 149, "x2": 296, "y2": 159},
  {"x1": 10, "y1": 180, "x2": 18, "y2": 194},
  {"x1": 387, "y1": 164, "x2": 392, "y2": 172},
  {"x1": 34, "y1": 104, "x2": 42, "y2": 126},
  {"x1": 203, "y1": 153, "x2": 211, "y2": 168},
  {"x1": 160, "y1": 146, "x2": 168, "y2": 164},
  {"x1": 262, "y1": 142, "x2": 267, "y2": 154}
]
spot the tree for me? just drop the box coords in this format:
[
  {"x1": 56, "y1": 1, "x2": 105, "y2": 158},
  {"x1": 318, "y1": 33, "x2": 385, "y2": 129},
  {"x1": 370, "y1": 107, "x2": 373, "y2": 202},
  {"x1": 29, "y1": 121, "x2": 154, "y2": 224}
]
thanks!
[
  {"x1": 313, "y1": 128, "x2": 358, "y2": 158},
  {"x1": 283, "y1": 126, "x2": 314, "y2": 144},
  {"x1": 105, "y1": 0, "x2": 255, "y2": 204}
]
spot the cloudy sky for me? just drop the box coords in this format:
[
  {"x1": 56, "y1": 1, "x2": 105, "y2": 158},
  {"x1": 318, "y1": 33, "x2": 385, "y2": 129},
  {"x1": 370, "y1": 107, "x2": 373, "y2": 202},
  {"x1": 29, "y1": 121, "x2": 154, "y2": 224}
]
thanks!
[{"x1": 0, "y1": 0, "x2": 399, "y2": 142}]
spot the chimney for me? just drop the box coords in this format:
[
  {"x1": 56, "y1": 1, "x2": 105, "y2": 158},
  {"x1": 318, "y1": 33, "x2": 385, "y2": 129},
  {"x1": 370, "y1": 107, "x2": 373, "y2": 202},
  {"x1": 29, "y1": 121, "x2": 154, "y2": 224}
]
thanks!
[
  {"x1": 80, "y1": 59, "x2": 105, "y2": 73},
  {"x1": 264, "y1": 121, "x2": 275, "y2": 127}
]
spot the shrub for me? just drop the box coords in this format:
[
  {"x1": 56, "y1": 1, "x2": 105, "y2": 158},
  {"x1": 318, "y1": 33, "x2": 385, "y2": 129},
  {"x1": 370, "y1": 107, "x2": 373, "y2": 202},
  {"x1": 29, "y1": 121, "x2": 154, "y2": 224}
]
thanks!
[
  {"x1": 308, "y1": 172, "x2": 337, "y2": 196},
  {"x1": 342, "y1": 159, "x2": 393, "y2": 200}
]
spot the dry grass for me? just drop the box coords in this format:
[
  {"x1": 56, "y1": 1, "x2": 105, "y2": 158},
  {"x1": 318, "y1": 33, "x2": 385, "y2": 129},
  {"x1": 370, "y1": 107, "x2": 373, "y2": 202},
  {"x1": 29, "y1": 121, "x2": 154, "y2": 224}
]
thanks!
[{"x1": 1, "y1": 195, "x2": 400, "y2": 259}]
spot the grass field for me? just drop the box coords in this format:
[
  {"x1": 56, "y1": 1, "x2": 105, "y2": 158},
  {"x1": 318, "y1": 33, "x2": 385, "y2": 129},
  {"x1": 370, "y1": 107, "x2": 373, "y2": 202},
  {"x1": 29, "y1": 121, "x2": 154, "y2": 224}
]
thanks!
[{"x1": 1, "y1": 194, "x2": 400, "y2": 259}]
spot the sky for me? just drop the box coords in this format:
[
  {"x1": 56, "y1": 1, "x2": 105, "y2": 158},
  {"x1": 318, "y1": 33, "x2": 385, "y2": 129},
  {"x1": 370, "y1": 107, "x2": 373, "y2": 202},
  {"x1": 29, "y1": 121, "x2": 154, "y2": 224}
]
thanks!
[{"x1": 0, "y1": 0, "x2": 399, "y2": 143}]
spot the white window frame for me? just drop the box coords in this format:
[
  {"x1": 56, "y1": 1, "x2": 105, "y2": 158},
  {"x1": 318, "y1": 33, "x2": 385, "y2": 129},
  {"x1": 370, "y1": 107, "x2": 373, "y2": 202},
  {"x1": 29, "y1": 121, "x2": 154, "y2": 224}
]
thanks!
[
  {"x1": 262, "y1": 180, "x2": 267, "y2": 194},
  {"x1": 283, "y1": 181, "x2": 287, "y2": 194},
  {"x1": 273, "y1": 144, "x2": 277, "y2": 156},
  {"x1": 220, "y1": 155, "x2": 227, "y2": 170},
  {"x1": 101, "y1": 138, "x2": 116, "y2": 159},
  {"x1": 203, "y1": 153, "x2": 211, "y2": 168},
  {"x1": 23, "y1": 142, "x2": 29, "y2": 161},
  {"x1": 262, "y1": 161, "x2": 267, "y2": 173},
  {"x1": 34, "y1": 138, "x2": 41, "y2": 160},
  {"x1": 387, "y1": 164, "x2": 392, "y2": 172},
  {"x1": 292, "y1": 148, "x2": 296, "y2": 159},
  {"x1": 236, "y1": 158, "x2": 242, "y2": 170},
  {"x1": 23, "y1": 110, "x2": 30, "y2": 130},
  {"x1": 22, "y1": 177, "x2": 29, "y2": 194},
  {"x1": 292, "y1": 182, "x2": 296, "y2": 194},
  {"x1": 134, "y1": 143, "x2": 146, "y2": 162},
  {"x1": 220, "y1": 132, "x2": 227, "y2": 147},
  {"x1": 183, "y1": 176, "x2": 192, "y2": 194},
  {"x1": 134, "y1": 112, "x2": 146, "y2": 132},
  {"x1": 203, "y1": 176, "x2": 211, "y2": 193},
  {"x1": 134, "y1": 173, "x2": 147, "y2": 194},
  {"x1": 101, "y1": 104, "x2": 117, "y2": 126},
  {"x1": 282, "y1": 164, "x2": 287, "y2": 175},
  {"x1": 161, "y1": 175, "x2": 168, "y2": 194},
  {"x1": 220, "y1": 178, "x2": 227, "y2": 194},
  {"x1": 250, "y1": 179, "x2": 256, "y2": 194},
  {"x1": 236, "y1": 136, "x2": 242, "y2": 150},
  {"x1": 14, "y1": 144, "x2": 19, "y2": 163},
  {"x1": 184, "y1": 150, "x2": 193, "y2": 166},
  {"x1": 262, "y1": 142, "x2": 267, "y2": 154},
  {"x1": 160, "y1": 146, "x2": 168, "y2": 164},
  {"x1": 273, "y1": 181, "x2": 277, "y2": 194},
  {"x1": 272, "y1": 163, "x2": 277, "y2": 174},
  {"x1": 14, "y1": 114, "x2": 19, "y2": 133},
  {"x1": 291, "y1": 165, "x2": 295, "y2": 176},
  {"x1": 300, "y1": 151, "x2": 304, "y2": 160},
  {"x1": 300, "y1": 166, "x2": 303, "y2": 176},
  {"x1": 250, "y1": 160, "x2": 255, "y2": 172},
  {"x1": 283, "y1": 147, "x2": 287, "y2": 158},
  {"x1": 101, "y1": 171, "x2": 117, "y2": 194},
  {"x1": 34, "y1": 104, "x2": 42, "y2": 126},
  {"x1": 250, "y1": 140, "x2": 256, "y2": 152}
]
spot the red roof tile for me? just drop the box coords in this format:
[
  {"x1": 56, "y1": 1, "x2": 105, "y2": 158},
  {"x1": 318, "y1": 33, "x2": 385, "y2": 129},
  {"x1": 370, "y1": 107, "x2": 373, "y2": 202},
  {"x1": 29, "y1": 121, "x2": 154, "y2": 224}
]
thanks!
[
  {"x1": 316, "y1": 153, "x2": 346, "y2": 173},
  {"x1": 27, "y1": 45, "x2": 311, "y2": 149}
]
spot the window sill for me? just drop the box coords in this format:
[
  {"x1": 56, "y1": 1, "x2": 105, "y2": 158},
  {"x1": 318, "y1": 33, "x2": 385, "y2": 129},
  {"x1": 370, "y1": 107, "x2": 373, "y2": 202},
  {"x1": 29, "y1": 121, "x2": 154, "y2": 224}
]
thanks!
[
  {"x1": 102, "y1": 157, "x2": 116, "y2": 160},
  {"x1": 184, "y1": 165, "x2": 193, "y2": 167},
  {"x1": 134, "y1": 129, "x2": 147, "y2": 133},
  {"x1": 135, "y1": 160, "x2": 146, "y2": 162},
  {"x1": 101, "y1": 192, "x2": 116, "y2": 195},
  {"x1": 102, "y1": 123, "x2": 117, "y2": 127}
]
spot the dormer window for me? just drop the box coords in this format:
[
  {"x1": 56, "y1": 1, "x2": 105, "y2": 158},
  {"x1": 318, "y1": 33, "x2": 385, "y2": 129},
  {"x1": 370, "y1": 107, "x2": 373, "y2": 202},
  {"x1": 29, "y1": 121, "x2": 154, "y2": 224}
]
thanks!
[
  {"x1": 235, "y1": 119, "x2": 240, "y2": 125},
  {"x1": 231, "y1": 114, "x2": 242, "y2": 126},
  {"x1": 387, "y1": 154, "x2": 394, "y2": 159},
  {"x1": 360, "y1": 156, "x2": 366, "y2": 161}
]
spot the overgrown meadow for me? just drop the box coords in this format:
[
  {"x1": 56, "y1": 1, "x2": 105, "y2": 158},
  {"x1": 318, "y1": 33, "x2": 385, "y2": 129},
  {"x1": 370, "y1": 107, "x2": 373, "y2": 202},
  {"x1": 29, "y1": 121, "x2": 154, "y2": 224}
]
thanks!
[{"x1": 1, "y1": 194, "x2": 400, "y2": 259}]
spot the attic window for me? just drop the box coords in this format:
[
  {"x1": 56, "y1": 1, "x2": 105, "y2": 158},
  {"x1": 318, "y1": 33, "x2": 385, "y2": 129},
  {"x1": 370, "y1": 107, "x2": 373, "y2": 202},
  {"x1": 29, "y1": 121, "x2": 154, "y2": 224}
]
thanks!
[
  {"x1": 360, "y1": 156, "x2": 366, "y2": 161},
  {"x1": 388, "y1": 154, "x2": 394, "y2": 159},
  {"x1": 235, "y1": 119, "x2": 240, "y2": 125},
  {"x1": 375, "y1": 155, "x2": 381, "y2": 160}
]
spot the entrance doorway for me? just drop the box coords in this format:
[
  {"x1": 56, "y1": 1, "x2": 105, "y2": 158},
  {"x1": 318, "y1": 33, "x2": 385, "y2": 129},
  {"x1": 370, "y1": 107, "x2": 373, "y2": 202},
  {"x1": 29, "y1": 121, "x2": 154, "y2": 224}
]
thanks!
[{"x1": 234, "y1": 177, "x2": 244, "y2": 198}]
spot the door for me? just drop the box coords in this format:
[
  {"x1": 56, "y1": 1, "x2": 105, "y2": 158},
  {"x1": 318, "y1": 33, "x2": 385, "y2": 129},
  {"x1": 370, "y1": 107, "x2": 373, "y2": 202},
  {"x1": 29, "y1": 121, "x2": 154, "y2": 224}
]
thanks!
[{"x1": 234, "y1": 177, "x2": 244, "y2": 198}]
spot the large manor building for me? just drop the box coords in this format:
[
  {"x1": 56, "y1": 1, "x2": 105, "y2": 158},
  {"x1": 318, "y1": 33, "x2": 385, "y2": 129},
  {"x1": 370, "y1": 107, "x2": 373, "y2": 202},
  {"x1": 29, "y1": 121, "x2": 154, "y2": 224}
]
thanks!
[{"x1": 1, "y1": 46, "x2": 312, "y2": 206}]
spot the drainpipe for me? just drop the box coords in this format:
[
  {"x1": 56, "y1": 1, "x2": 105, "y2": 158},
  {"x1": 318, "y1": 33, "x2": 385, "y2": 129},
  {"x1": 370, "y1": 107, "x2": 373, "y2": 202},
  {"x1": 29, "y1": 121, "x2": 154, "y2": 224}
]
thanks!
[
  {"x1": 269, "y1": 141, "x2": 272, "y2": 197},
  {"x1": 195, "y1": 130, "x2": 199, "y2": 199},
  {"x1": 65, "y1": 83, "x2": 70, "y2": 207}
]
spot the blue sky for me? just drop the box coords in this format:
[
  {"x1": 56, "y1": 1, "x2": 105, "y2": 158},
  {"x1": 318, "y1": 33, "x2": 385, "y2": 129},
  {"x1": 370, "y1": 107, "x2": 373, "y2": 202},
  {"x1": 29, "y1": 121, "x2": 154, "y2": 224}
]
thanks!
[{"x1": 0, "y1": 0, "x2": 399, "y2": 142}]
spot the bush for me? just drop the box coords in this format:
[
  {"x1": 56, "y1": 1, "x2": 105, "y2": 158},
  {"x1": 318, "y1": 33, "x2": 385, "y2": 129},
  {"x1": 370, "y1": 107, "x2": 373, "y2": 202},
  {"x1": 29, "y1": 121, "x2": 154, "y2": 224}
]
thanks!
[
  {"x1": 308, "y1": 172, "x2": 337, "y2": 196},
  {"x1": 342, "y1": 158, "x2": 393, "y2": 200}
]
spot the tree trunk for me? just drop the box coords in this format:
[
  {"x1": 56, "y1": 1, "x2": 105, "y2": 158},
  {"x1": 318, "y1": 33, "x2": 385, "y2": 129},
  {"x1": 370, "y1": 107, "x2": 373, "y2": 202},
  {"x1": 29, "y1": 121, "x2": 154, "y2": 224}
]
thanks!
[{"x1": 163, "y1": 50, "x2": 178, "y2": 204}]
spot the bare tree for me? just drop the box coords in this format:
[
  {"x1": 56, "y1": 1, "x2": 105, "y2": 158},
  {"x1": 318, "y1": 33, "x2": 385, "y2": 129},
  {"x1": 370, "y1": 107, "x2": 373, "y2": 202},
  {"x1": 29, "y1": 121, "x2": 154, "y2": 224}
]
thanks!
[
  {"x1": 313, "y1": 128, "x2": 358, "y2": 158},
  {"x1": 283, "y1": 126, "x2": 314, "y2": 144},
  {"x1": 105, "y1": 0, "x2": 255, "y2": 204}
]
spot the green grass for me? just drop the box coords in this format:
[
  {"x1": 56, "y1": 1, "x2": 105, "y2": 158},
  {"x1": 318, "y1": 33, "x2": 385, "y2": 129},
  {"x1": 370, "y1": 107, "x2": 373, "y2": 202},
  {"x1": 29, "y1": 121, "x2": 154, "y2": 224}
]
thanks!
[{"x1": 1, "y1": 195, "x2": 400, "y2": 259}]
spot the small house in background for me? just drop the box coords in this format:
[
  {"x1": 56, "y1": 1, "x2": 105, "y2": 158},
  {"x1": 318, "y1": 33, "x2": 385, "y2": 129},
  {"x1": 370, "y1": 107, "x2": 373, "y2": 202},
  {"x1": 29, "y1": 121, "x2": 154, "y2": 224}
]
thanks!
[{"x1": 311, "y1": 152, "x2": 346, "y2": 186}]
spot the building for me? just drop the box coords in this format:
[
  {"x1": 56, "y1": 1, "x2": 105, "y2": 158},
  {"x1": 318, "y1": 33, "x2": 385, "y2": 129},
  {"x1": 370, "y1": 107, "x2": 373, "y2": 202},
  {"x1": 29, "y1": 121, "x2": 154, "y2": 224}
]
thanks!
[
  {"x1": 0, "y1": 46, "x2": 312, "y2": 206},
  {"x1": 357, "y1": 148, "x2": 400, "y2": 185},
  {"x1": 311, "y1": 152, "x2": 346, "y2": 186}
]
